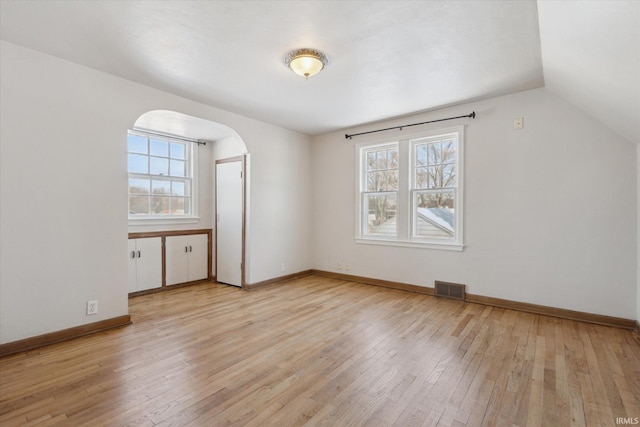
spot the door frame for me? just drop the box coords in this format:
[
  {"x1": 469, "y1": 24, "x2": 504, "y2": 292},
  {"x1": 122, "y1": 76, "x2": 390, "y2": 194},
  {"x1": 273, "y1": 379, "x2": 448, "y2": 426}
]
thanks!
[{"x1": 214, "y1": 155, "x2": 247, "y2": 287}]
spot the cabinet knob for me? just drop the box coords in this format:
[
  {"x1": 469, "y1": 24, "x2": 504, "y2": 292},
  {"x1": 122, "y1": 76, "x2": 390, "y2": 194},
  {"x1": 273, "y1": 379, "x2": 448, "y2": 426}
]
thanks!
[
  {"x1": 130, "y1": 251, "x2": 136, "y2": 259},
  {"x1": 189, "y1": 245, "x2": 193, "y2": 252},
  {"x1": 137, "y1": 251, "x2": 141, "y2": 258},
  {"x1": 185, "y1": 246, "x2": 188, "y2": 253}
]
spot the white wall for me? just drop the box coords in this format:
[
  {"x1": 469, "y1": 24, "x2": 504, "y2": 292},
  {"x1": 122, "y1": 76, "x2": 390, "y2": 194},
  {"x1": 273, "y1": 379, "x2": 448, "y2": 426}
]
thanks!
[
  {"x1": 0, "y1": 41, "x2": 312, "y2": 344},
  {"x1": 311, "y1": 88, "x2": 637, "y2": 319},
  {"x1": 637, "y1": 145, "x2": 640, "y2": 323}
]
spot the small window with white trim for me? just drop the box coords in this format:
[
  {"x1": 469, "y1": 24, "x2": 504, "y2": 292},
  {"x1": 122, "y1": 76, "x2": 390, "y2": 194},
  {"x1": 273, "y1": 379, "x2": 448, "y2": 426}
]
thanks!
[
  {"x1": 127, "y1": 130, "x2": 197, "y2": 220},
  {"x1": 356, "y1": 126, "x2": 464, "y2": 250}
]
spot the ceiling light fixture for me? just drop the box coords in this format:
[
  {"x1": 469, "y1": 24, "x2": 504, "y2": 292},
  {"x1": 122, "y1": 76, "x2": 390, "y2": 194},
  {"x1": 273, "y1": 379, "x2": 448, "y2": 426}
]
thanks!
[{"x1": 284, "y1": 48, "x2": 328, "y2": 79}]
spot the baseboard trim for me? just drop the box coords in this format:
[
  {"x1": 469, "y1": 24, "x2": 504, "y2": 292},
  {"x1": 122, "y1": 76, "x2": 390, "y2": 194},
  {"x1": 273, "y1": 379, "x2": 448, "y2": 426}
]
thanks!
[
  {"x1": 311, "y1": 270, "x2": 636, "y2": 330},
  {"x1": 129, "y1": 279, "x2": 214, "y2": 298},
  {"x1": 311, "y1": 270, "x2": 435, "y2": 295},
  {"x1": 634, "y1": 321, "x2": 640, "y2": 345},
  {"x1": 465, "y1": 294, "x2": 636, "y2": 330},
  {"x1": 0, "y1": 315, "x2": 132, "y2": 358},
  {"x1": 243, "y1": 270, "x2": 314, "y2": 291}
]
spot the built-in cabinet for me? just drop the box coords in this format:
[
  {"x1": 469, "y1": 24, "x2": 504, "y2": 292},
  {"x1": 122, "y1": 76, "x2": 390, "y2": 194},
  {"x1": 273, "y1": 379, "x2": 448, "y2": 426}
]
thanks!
[
  {"x1": 128, "y1": 237, "x2": 162, "y2": 292},
  {"x1": 127, "y1": 229, "x2": 212, "y2": 295},
  {"x1": 165, "y1": 234, "x2": 209, "y2": 285}
]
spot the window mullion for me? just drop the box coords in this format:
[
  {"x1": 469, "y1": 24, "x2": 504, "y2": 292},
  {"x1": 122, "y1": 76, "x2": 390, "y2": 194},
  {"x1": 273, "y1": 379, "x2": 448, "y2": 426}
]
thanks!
[{"x1": 396, "y1": 139, "x2": 410, "y2": 241}]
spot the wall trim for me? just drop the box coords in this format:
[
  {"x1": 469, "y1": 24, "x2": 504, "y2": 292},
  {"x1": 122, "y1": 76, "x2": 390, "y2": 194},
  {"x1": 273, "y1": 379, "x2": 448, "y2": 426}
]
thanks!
[
  {"x1": 0, "y1": 315, "x2": 132, "y2": 358},
  {"x1": 311, "y1": 270, "x2": 636, "y2": 330},
  {"x1": 465, "y1": 293, "x2": 636, "y2": 330},
  {"x1": 243, "y1": 270, "x2": 314, "y2": 291},
  {"x1": 634, "y1": 321, "x2": 640, "y2": 345},
  {"x1": 129, "y1": 279, "x2": 213, "y2": 298},
  {"x1": 311, "y1": 269, "x2": 435, "y2": 295}
]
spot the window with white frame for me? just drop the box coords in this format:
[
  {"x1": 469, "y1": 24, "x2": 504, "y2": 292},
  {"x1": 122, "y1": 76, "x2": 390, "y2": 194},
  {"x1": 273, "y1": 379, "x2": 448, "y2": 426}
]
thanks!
[
  {"x1": 356, "y1": 126, "x2": 464, "y2": 250},
  {"x1": 362, "y1": 143, "x2": 399, "y2": 238},
  {"x1": 127, "y1": 131, "x2": 197, "y2": 220}
]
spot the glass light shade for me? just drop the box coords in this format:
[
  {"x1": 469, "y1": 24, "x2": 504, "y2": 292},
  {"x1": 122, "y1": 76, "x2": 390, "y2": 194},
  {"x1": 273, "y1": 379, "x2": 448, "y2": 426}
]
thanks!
[
  {"x1": 290, "y1": 56, "x2": 324, "y2": 78},
  {"x1": 284, "y1": 48, "x2": 328, "y2": 79}
]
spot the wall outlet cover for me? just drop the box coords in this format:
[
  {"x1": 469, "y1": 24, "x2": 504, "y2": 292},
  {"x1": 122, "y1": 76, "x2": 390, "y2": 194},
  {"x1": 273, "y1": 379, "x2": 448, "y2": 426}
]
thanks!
[{"x1": 87, "y1": 300, "x2": 98, "y2": 315}]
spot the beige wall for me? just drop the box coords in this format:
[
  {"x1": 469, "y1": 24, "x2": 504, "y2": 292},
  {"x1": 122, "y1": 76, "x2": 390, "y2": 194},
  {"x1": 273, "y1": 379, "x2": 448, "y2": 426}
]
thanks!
[
  {"x1": 0, "y1": 41, "x2": 312, "y2": 343},
  {"x1": 311, "y1": 88, "x2": 637, "y2": 319}
]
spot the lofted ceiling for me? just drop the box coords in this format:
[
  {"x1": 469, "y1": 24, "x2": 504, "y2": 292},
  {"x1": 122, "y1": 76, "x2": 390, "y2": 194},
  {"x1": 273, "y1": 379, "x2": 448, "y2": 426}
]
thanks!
[{"x1": 0, "y1": 1, "x2": 638, "y2": 142}]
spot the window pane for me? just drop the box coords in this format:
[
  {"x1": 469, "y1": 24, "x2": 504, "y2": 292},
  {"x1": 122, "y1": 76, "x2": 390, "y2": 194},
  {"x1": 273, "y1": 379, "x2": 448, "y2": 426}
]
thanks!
[
  {"x1": 170, "y1": 197, "x2": 186, "y2": 214},
  {"x1": 150, "y1": 157, "x2": 169, "y2": 175},
  {"x1": 386, "y1": 170, "x2": 398, "y2": 190},
  {"x1": 442, "y1": 140, "x2": 456, "y2": 164},
  {"x1": 151, "y1": 196, "x2": 170, "y2": 214},
  {"x1": 128, "y1": 134, "x2": 147, "y2": 154},
  {"x1": 171, "y1": 142, "x2": 186, "y2": 160},
  {"x1": 366, "y1": 151, "x2": 376, "y2": 171},
  {"x1": 375, "y1": 171, "x2": 386, "y2": 191},
  {"x1": 415, "y1": 191, "x2": 455, "y2": 238},
  {"x1": 416, "y1": 144, "x2": 428, "y2": 166},
  {"x1": 171, "y1": 180, "x2": 185, "y2": 196},
  {"x1": 129, "y1": 196, "x2": 149, "y2": 215},
  {"x1": 442, "y1": 164, "x2": 456, "y2": 187},
  {"x1": 129, "y1": 178, "x2": 149, "y2": 195},
  {"x1": 388, "y1": 147, "x2": 399, "y2": 169},
  {"x1": 365, "y1": 193, "x2": 397, "y2": 236},
  {"x1": 170, "y1": 159, "x2": 185, "y2": 177},
  {"x1": 128, "y1": 154, "x2": 148, "y2": 174},
  {"x1": 366, "y1": 172, "x2": 377, "y2": 191},
  {"x1": 150, "y1": 139, "x2": 168, "y2": 157},
  {"x1": 416, "y1": 167, "x2": 429, "y2": 189},
  {"x1": 428, "y1": 166, "x2": 441, "y2": 189},
  {"x1": 428, "y1": 142, "x2": 441, "y2": 165},
  {"x1": 376, "y1": 151, "x2": 386, "y2": 169},
  {"x1": 151, "y1": 178, "x2": 170, "y2": 195}
]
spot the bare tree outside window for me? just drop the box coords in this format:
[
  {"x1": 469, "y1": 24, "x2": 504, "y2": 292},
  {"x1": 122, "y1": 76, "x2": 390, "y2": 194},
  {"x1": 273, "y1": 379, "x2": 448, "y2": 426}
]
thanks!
[{"x1": 363, "y1": 145, "x2": 398, "y2": 236}]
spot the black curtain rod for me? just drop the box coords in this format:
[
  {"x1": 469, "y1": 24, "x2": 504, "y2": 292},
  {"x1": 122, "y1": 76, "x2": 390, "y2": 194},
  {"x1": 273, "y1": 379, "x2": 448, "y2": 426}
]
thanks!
[
  {"x1": 132, "y1": 128, "x2": 207, "y2": 146},
  {"x1": 345, "y1": 111, "x2": 476, "y2": 140}
]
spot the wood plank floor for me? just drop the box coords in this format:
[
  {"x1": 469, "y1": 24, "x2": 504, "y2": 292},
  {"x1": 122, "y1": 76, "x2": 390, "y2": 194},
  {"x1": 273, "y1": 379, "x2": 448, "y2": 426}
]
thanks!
[{"x1": 1, "y1": 275, "x2": 639, "y2": 426}]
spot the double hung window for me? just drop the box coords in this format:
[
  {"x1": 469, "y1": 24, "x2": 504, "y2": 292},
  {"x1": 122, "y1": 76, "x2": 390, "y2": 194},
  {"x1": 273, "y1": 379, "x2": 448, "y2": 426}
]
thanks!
[
  {"x1": 356, "y1": 126, "x2": 464, "y2": 250},
  {"x1": 127, "y1": 131, "x2": 197, "y2": 221}
]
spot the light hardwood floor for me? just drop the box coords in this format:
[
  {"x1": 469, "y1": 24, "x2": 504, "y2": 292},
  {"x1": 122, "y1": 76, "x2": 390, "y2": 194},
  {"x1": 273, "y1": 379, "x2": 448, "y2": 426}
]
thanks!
[{"x1": 1, "y1": 276, "x2": 639, "y2": 426}]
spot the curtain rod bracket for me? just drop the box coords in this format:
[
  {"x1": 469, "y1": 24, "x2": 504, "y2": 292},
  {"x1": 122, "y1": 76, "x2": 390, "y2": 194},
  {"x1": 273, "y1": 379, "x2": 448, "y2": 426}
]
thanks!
[{"x1": 345, "y1": 111, "x2": 476, "y2": 140}]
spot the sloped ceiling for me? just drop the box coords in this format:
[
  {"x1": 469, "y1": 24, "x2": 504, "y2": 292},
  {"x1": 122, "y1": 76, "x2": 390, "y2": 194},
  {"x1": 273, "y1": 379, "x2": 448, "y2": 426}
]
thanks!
[
  {"x1": 0, "y1": 1, "x2": 638, "y2": 142},
  {"x1": 538, "y1": 1, "x2": 640, "y2": 144}
]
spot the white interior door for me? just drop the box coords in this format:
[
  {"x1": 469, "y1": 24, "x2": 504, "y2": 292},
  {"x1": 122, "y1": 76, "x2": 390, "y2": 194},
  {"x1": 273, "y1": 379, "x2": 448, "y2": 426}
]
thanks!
[{"x1": 216, "y1": 159, "x2": 243, "y2": 286}]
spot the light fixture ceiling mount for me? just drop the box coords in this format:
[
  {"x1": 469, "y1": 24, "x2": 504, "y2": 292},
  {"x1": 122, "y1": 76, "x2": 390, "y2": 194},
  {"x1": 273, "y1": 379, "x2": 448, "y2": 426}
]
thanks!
[{"x1": 284, "y1": 48, "x2": 328, "y2": 79}]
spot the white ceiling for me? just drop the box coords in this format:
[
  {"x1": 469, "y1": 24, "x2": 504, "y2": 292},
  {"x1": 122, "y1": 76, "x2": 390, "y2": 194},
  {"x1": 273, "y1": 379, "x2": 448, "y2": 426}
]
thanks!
[{"x1": 0, "y1": 1, "x2": 638, "y2": 142}]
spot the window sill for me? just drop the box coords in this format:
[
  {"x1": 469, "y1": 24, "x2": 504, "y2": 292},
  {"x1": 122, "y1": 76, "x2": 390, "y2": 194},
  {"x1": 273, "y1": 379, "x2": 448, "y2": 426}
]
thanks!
[
  {"x1": 128, "y1": 217, "x2": 200, "y2": 227},
  {"x1": 355, "y1": 238, "x2": 464, "y2": 252}
]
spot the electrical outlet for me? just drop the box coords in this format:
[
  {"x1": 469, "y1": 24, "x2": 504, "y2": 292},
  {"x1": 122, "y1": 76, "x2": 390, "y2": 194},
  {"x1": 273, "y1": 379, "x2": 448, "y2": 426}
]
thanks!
[
  {"x1": 345, "y1": 264, "x2": 350, "y2": 271},
  {"x1": 280, "y1": 263, "x2": 286, "y2": 272},
  {"x1": 337, "y1": 262, "x2": 342, "y2": 270},
  {"x1": 87, "y1": 300, "x2": 98, "y2": 315}
]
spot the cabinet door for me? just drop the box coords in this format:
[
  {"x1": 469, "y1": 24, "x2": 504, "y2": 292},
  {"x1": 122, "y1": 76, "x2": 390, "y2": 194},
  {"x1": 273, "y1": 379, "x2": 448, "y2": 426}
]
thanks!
[
  {"x1": 165, "y1": 235, "x2": 189, "y2": 286},
  {"x1": 188, "y1": 234, "x2": 209, "y2": 281},
  {"x1": 135, "y1": 237, "x2": 162, "y2": 291},
  {"x1": 128, "y1": 239, "x2": 138, "y2": 293}
]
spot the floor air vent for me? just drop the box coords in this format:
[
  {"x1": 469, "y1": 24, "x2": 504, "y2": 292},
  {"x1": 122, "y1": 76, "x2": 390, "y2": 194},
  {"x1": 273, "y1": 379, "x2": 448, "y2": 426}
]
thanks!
[{"x1": 435, "y1": 281, "x2": 466, "y2": 301}]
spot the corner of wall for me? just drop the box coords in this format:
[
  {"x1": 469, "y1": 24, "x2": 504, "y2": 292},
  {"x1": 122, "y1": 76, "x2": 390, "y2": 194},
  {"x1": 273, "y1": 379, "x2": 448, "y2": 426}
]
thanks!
[{"x1": 637, "y1": 144, "x2": 640, "y2": 323}]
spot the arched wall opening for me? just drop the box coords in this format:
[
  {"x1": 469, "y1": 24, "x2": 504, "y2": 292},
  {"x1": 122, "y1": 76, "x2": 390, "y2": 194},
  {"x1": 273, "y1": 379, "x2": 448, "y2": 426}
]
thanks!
[{"x1": 130, "y1": 109, "x2": 250, "y2": 284}]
